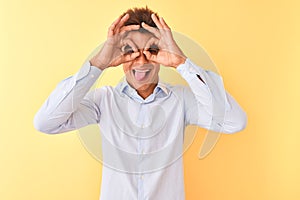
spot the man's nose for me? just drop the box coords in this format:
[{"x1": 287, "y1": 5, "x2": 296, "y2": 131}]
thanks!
[{"x1": 135, "y1": 49, "x2": 149, "y2": 64}]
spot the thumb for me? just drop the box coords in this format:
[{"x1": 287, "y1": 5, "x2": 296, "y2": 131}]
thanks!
[
  {"x1": 143, "y1": 50, "x2": 156, "y2": 62},
  {"x1": 121, "y1": 51, "x2": 140, "y2": 63}
]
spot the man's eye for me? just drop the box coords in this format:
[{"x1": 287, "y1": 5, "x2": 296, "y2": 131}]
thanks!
[
  {"x1": 122, "y1": 45, "x2": 134, "y2": 54},
  {"x1": 148, "y1": 44, "x2": 159, "y2": 55}
]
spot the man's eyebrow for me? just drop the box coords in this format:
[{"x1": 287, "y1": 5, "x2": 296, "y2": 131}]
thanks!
[
  {"x1": 123, "y1": 38, "x2": 137, "y2": 45},
  {"x1": 122, "y1": 31, "x2": 131, "y2": 38},
  {"x1": 121, "y1": 38, "x2": 138, "y2": 51}
]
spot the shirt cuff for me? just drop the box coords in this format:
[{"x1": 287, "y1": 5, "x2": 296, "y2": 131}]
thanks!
[
  {"x1": 75, "y1": 60, "x2": 103, "y2": 81},
  {"x1": 176, "y1": 58, "x2": 207, "y2": 85}
]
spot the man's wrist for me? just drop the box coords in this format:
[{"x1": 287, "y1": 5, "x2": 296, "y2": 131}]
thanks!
[
  {"x1": 173, "y1": 56, "x2": 187, "y2": 69},
  {"x1": 89, "y1": 57, "x2": 108, "y2": 70}
]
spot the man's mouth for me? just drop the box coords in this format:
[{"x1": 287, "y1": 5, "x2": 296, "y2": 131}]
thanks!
[{"x1": 133, "y1": 69, "x2": 151, "y2": 81}]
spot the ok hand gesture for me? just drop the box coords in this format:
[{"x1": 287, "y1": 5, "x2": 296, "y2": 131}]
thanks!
[
  {"x1": 141, "y1": 14, "x2": 187, "y2": 68},
  {"x1": 90, "y1": 14, "x2": 140, "y2": 70}
]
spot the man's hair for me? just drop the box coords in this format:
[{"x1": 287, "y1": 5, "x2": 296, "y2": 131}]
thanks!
[{"x1": 122, "y1": 6, "x2": 159, "y2": 32}]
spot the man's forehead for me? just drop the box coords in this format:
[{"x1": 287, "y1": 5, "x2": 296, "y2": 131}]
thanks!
[{"x1": 123, "y1": 30, "x2": 155, "y2": 48}]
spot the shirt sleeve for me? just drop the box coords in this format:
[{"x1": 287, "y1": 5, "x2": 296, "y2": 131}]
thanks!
[
  {"x1": 33, "y1": 61, "x2": 103, "y2": 134},
  {"x1": 176, "y1": 58, "x2": 247, "y2": 134}
]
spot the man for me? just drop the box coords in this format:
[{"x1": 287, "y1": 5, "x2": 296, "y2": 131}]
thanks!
[{"x1": 34, "y1": 7, "x2": 247, "y2": 200}]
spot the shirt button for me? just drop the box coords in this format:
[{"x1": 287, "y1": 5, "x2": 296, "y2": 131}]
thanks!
[
  {"x1": 90, "y1": 74, "x2": 95, "y2": 78},
  {"x1": 140, "y1": 175, "x2": 144, "y2": 179}
]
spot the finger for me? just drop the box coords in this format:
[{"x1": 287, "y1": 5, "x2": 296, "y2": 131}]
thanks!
[
  {"x1": 108, "y1": 15, "x2": 123, "y2": 37},
  {"x1": 151, "y1": 13, "x2": 163, "y2": 29},
  {"x1": 116, "y1": 51, "x2": 140, "y2": 65},
  {"x1": 121, "y1": 38, "x2": 138, "y2": 53},
  {"x1": 143, "y1": 50, "x2": 157, "y2": 62},
  {"x1": 159, "y1": 17, "x2": 173, "y2": 39},
  {"x1": 119, "y1": 24, "x2": 140, "y2": 34},
  {"x1": 144, "y1": 37, "x2": 159, "y2": 51},
  {"x1": 141, "y1": 22, "x2": 160, "y2": 38},
  {"x1": 115, "y1": 13, "x2": 130, "y2": 33},
  {"x1": 110, "y1": 51, "x2": 140, "y2": 67},
  {"x1": 159, "y1": 17, "x2": 171, "y2": 30},
  {"x1": 123, "y1": 51, "x2": 140, "y2": 62}
]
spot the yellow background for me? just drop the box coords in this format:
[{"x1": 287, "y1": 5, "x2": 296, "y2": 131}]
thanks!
[{"x1": 1, "y1": 0, "x2": 299, "y2": 199}]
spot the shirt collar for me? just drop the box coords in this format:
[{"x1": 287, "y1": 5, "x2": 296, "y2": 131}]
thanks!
[{"x1": 117, "y1": 77, "x2": 170, "y2": 97}]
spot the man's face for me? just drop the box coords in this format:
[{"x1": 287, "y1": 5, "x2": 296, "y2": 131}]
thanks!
[{"x1": 122, "y1": 31, "x2": 160, "y2": 91}]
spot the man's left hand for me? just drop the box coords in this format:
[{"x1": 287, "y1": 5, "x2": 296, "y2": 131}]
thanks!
[{"x1": 141, "y1": 14, "x2": 186, "y2": 68}]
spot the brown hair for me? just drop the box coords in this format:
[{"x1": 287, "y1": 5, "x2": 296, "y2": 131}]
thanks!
[{"x1": 122, "y1": 6, "x2": 159, "y2": 30}]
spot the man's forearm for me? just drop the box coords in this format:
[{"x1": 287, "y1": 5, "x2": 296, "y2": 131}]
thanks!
[
  {"x1": 34, "y1": 61, "x2": 102, "y2": 134},
  {"x1": 177, "y1": 58, "x2": 247, "y2": 133}
]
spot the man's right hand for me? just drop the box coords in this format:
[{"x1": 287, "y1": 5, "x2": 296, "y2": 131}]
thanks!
[{"x1": 90, "y1": 14, "x2": 140, "y2": 70}]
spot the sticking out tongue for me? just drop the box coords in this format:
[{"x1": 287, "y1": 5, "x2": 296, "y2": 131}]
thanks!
[{"x1": 134, "y1": 71, "x2": 147, "y2": 81}]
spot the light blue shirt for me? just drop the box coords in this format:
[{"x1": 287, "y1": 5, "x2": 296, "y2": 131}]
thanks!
[{"x1": 34, "y1": 58, "x2": 247, "y2": 200}]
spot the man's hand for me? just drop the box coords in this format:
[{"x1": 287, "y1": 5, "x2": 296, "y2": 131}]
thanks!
[
  {"x1": 90, "y1": 14, "x2": 140, "y2": 70},
  {"x1": 141, "y1": 14, "x2": 186, "y2": 68}
]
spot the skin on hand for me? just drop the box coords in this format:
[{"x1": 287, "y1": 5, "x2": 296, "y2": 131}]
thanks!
[
  {"x1": 90, "y1": 13, "x2": 187, "y2": 99},
  {"x1": 141, "y1": 14, "x2": 187, "y2": 68},
  {"x1": 90, "y1": 14, "x2": 141, "y2": 70}
]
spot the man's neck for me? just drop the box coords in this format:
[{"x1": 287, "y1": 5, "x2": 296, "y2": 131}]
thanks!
[{"x1": 136, "y1": 83, "x2": 157, "y2": 99}]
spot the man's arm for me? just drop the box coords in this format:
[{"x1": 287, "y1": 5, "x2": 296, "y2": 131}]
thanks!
[
  {"x1": 33, "y1": 61, "x2": 102, "y2": 134},
  {"x1": 177, "y1": 58, "x2": 247, "y2": 133},
  {"x1": 141, "y1": 15, "x2": 247, "y2": 134},
  {"x1": 34, "y1": 14, "x2": 141, "y2": 134}
]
